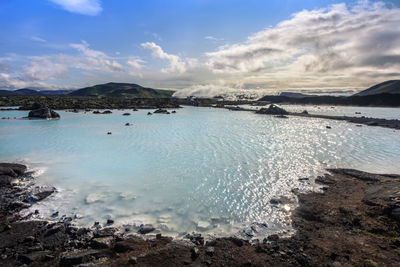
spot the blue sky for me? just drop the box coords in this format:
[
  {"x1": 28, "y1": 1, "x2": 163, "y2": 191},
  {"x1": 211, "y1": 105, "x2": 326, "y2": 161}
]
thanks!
[{"x1": 1, "y1": 0, "x2": 400, "y2": 96}]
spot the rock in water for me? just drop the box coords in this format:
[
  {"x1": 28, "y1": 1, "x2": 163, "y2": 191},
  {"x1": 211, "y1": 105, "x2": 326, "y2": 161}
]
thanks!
[
  {"x1": 28, "y1": 108, "x2": 60, "y2": 119},
  {"x1": 255, "y1": 104, "x2": 288, "y2": 115},
  {"x1": 138, "y1": 224, "x2": 155, "y2": 234},
  {"x1": 153, "y1": 108, "x2": 169, "y2": 114}
]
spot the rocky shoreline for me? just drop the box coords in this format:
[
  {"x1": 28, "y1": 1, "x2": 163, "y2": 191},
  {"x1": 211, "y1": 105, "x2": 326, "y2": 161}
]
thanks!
[
  {"x1": 1, "y1": 163, "x2": 400, "y2": 266},
  {"x1": 226, "y1": 105, "x2": 400, "y2": 130}
]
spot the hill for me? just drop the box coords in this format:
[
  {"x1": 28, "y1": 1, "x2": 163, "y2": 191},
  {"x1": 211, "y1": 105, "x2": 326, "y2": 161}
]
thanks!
[
  {"x1": 354, "y1": 80, "x2": 400, "y2": 96},
  {"x1": 69, "y1": 82, "x2": 174, "y2": 98}
]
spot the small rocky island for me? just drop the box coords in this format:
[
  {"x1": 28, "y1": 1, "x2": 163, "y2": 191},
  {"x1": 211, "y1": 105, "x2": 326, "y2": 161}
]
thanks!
[{"x1": 27, "y1": 103, "x2": 60, "y2": 119}]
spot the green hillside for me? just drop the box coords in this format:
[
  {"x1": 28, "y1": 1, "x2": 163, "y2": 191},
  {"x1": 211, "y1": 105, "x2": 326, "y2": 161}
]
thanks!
[
  {"x1": 355, "y1": 80, "x2": 400, "y2": 96},
  {"x1": 69, "y1": 82, "x2": 175, "y2": 98}
]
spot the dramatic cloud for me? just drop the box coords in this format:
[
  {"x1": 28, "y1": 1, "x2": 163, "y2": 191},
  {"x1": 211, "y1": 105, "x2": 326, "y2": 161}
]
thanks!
[
  {"x1": 2, "y1": 1, "x2": 400, "y2": 94},
  {"x1": 205, "y1": 1, "x2": 400, "y2": 85},
  {"x1": 49, "y1": 0, "x2": 102, "y2": 16},
  {"x1": 141, "y1": 42, "x2": 187, "y2": 73}
]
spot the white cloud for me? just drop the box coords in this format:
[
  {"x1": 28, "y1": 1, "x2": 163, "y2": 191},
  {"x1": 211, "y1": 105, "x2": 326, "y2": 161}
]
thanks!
[
  {"x1": 205, "y1": 36, "x2": 223, "y2": 41},
  {"x1": 22, "y1": 58, "x2": 67, "y2": 81},
  {"x1": 31, "y1": 36, "x2": 47, "y2": 42},
  {"x1": 69, "y1": 40, "x2": 123, "y2": 71},
  {"x1": 0, "y1": 41, "x2": 125, "y2": 89},
  {"x1": 127, "y1": 58, "x2": 145, "y2": 70},
  {"x1": 141, "y1": 42, "x2": 187, "y2": 73},
  {"x1": 49, "y1": 0, "x2": 102, "y2": 16}
]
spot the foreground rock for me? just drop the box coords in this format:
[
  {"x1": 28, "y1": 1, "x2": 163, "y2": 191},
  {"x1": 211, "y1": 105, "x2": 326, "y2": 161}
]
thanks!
[
  {"x1": 28, "y1": 108, "x2": 60, "y2": 119},
  {"x1": 1, "y1": 163, "x2": 400, "y2": 266},
  {"x1": 0, "y1": 163, "x2": 27, "y2": 186}
]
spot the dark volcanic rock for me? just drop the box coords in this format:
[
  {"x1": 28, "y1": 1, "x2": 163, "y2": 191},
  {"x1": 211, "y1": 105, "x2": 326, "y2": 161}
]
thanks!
[
  {"x1": 91, "y1": 236, "x2": 113, "y2": 249},
  {"x1": 0, "y1": 163, "x2": 27, "y2": 186},
  {"x1": 0, "y1": 163, "x2": 27, "y2": 176},
  {"x1": 28, "y1": 108, "x2": 60, "y2": 119},
  {"x1": 153, "y1": 108, "x2": 169, "y2": 114},
  {"x1": 256, "y1": 104, "x2": 288, "y2": 115},
  {"x1": 59, "y1": 249, "x2": 104, "y2": 267}
]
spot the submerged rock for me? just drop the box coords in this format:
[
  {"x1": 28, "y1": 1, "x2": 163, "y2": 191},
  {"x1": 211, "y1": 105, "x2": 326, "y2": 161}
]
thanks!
[
  {"x1": 122, "y1": 113, "x2": 131, "y2": 116},
  {"x1": 196, "y1": 221, "x2": 212, "y2": 231},
  {"x1": 85, "y1": 193, "x2": 105, "y2": 204},
  {"x1": 28, "y1": 108, "x2": 60, "y2": 119},
  {"x1": 275, "y1": 115, "x2": 288, "y2": 118}
]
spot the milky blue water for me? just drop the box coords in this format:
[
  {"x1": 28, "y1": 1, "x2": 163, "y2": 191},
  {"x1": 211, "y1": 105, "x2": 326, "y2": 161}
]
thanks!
[{"x1": 1, "y1": 106, "x2": 400, "y2": 239}]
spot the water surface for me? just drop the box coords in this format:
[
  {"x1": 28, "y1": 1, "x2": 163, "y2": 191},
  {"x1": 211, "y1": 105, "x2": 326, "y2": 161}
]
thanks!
[{"x1": 1, "y1": 106, "x2": 399, "y2": 238}]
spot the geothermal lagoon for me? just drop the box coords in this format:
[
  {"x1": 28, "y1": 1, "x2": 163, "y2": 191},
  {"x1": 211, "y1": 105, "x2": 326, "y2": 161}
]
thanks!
[{"x1": 1, "y1": 106, "x2": 400, "y2": 240}]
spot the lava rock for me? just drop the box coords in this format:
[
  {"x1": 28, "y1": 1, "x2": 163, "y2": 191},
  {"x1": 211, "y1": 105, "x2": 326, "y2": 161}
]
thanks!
[
  {"x1": 60, "y1": 249, "x2": 102, "y2": 267},
  {"x1": 90, "y1": 237, "x2": 113, "y2": 249},
  {"x1": 153, "y1": 108, "x2": 169, "y2": 114},
  {"x1": 28, "y1": 108, "x2": 60, "y2": 119},
  {"x1": 206, "y1": 246, "x2": 215, "y2": 256}
]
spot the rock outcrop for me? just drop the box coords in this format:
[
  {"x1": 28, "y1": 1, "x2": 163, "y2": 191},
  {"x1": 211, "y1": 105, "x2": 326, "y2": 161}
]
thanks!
[{"x1": 28, "y1": 108, "x2": 60, "y2": 119}]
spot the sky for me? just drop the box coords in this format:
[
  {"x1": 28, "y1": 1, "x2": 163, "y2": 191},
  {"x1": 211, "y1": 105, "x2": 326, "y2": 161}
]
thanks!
[{"x1": 0, "y1": 0, "x2": 400, "y2": 97}]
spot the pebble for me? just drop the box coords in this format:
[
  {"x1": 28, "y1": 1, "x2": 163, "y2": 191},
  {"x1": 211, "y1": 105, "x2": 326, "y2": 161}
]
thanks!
[
  {"x1": 191, "y1": 247, "x2": 200, "y2": 260},
  {"x1": 206, "y1": 246, "x2": 215, "y2": 256},
  {"x1": 128, "y1": 256, "x2": 138, "y2": 264}
]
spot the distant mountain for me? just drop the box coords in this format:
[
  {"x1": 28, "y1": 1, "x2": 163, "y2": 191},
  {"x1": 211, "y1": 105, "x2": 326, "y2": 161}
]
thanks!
[
  {"x1": 0, "y1": 90, "x2": 13, "y2": 95},
  {"x1": 14, "y1": 88, "x2": 38, "y2": 95},
  {"x1": 354, "y1": 80, "x2": 400, "y2": 96},
  {"x1": 69, "y1": 82, "x2": 174, "y2": 98},
  {"x1": 0, "y1": 88, "x2": 73, "y2": 95},
  {"x1": 279, "y1": 92, "x2": 315, "y2": 98}
]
